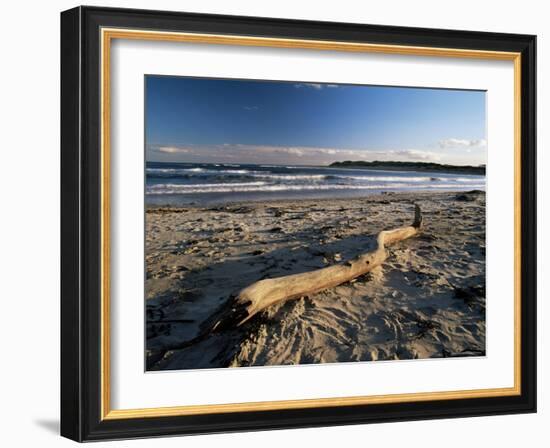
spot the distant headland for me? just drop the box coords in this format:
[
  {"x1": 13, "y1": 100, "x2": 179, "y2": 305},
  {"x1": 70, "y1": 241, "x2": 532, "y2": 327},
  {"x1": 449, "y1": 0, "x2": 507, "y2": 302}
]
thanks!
[{"x1": 328, "y1": 160, "x2": 486, "y2": 175}]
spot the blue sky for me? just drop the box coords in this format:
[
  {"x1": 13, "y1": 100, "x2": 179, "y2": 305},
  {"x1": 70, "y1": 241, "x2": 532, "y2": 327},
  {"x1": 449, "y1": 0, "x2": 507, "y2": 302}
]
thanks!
[{"x1": 146, "y1": 76, "x2": 487, "y2": 166}]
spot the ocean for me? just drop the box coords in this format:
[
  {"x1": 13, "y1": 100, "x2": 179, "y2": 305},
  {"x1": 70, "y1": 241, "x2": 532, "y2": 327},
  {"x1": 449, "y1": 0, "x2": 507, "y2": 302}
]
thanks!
[{"x1": 145, "y1": 161, "x2": 486, "y2": 206}]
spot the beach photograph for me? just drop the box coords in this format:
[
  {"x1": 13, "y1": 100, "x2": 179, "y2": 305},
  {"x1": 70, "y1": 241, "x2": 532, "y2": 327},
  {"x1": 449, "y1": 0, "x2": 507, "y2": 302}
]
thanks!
[{"x1": 144, "y1": 76, "x2": 487, "y2": 371}]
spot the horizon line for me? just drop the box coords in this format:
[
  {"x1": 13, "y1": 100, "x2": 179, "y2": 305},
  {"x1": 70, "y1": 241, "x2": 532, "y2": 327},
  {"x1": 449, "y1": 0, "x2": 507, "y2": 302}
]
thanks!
[{"x1": 145, "y1": 159, "x2": 487, "y2": 168}]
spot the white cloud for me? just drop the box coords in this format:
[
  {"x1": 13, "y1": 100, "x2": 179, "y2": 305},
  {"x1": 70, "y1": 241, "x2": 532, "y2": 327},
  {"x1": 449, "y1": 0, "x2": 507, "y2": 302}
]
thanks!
[
  {"x1": 438, "y1": 138, "x2": 487, "y2": 149},
  {"x1": 273, "y1": 147, "x2": 305, "y2": 157},
  {"x1": 154, "y1": 146, "x2": 190, "y2": 154},
  {"x1": 147, "y1": 143, "x2": 442, "y2": 165},
  {"x1": 293, "y1": 83, "x2": 339, "y2": 90},
  {"x1": 243, "y1": 105, "x2": 259, "y2": 111}
]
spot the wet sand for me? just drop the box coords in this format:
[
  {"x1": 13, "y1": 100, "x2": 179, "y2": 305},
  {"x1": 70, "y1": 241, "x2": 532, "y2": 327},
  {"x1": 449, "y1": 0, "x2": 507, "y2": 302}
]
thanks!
[{"x1": 145, "y1": 191, "x2": 486, "y2": 370}]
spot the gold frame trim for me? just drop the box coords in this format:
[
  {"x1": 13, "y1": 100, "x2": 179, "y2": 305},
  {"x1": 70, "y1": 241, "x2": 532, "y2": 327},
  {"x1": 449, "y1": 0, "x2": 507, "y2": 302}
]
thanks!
[{"x1": 100, "y1": 28, "x2": 522, "y2": 421}]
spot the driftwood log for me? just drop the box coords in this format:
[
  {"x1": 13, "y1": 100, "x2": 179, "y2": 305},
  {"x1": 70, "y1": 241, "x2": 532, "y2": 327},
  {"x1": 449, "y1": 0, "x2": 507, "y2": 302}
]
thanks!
[{"x1": 203, "y1": 203, "x2": 422, "y2": 333}]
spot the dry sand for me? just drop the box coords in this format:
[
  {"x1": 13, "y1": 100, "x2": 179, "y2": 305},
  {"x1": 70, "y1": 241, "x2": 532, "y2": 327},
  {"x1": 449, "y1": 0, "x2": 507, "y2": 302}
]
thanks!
[{"x1": 145, "y1": 191, "x2": 486, "y2": 370}]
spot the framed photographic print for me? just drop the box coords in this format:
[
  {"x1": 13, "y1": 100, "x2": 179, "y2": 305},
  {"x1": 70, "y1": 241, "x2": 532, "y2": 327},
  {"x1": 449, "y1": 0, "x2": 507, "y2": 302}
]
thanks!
[{"x1": 60, "y1": 6, "x2": 536, "y2": 441}]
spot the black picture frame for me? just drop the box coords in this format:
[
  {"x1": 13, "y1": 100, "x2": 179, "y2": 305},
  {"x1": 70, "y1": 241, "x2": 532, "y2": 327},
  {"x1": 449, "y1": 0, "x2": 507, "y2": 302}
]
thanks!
[{"x1": 61, "y1": 5, "x2": 536, "y2": 442}]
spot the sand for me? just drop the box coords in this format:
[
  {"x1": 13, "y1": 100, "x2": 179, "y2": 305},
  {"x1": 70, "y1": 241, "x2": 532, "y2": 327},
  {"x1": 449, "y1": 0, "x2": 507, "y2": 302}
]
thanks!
[{"x1": 145, "y1": 191, "x2": 486, "y2": 370}]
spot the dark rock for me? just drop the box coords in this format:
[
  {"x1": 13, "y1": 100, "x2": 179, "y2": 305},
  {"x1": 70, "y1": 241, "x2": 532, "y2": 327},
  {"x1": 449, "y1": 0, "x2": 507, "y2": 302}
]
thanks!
[{"x1": 455, "y1": 190, "x2": 485, "y2": 201}]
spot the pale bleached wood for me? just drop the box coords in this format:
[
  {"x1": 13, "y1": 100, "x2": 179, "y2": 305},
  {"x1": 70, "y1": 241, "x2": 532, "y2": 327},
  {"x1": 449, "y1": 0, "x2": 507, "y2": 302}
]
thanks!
[{"x1": 205, "y1": 204, "x2": 422, "y2": 333}]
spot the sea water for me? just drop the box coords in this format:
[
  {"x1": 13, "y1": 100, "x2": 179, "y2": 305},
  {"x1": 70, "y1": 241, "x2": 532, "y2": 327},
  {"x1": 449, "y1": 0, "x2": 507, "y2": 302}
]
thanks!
[{"x1": 145, "y1": 161, "x2": 485, "y2": 206}]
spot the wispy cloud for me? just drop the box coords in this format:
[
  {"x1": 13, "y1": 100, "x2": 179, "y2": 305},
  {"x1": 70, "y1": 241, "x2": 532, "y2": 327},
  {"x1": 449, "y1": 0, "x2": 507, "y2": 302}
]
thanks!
[
  {"x1": 243, "y1": 105, "x2": 259, "y2": 111},
  {"x1": 438, "y1": 138, "x2": 487, "y2": 149},
  {"x1": 294, "y1": 83, "x2": 340, "y2": 90},
  {"x1": 148, "y1": 143, "x2": 441, "y2": 165},
  {"x1": 154, "y1": 146, "x2": 190, "y2": 154}
]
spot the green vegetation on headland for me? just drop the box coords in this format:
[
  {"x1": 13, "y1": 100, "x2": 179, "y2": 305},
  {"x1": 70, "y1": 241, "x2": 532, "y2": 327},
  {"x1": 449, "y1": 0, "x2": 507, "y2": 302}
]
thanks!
[{"x1": 329, "y1": 160, "x2": 485, "y2": 175}]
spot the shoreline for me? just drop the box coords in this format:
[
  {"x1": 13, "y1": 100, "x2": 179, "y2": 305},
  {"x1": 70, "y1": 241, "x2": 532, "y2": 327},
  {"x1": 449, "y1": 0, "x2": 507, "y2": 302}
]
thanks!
[
  {"x1": 146, "y1": 191, "x2": 486, "y2": 370},
  {"x1": 328, "y1": 161, "x2": 486, "y2": 175},
  {"x1": 145, "y1": 189, "x2": 485, "y2": 210}
]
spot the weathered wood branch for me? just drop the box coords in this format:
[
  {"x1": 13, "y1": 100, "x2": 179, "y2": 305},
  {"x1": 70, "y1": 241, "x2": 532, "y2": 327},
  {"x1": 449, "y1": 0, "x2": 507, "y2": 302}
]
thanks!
[{"x1": 203, "y1": 204, "x2": 422, "y2": 333}]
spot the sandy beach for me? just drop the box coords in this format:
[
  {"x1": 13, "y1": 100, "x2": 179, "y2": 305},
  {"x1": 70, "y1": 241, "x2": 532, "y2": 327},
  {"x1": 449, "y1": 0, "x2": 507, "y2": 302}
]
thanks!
[{"x1": 145, "y1": 190, "x2": 486, "y2": 370}]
